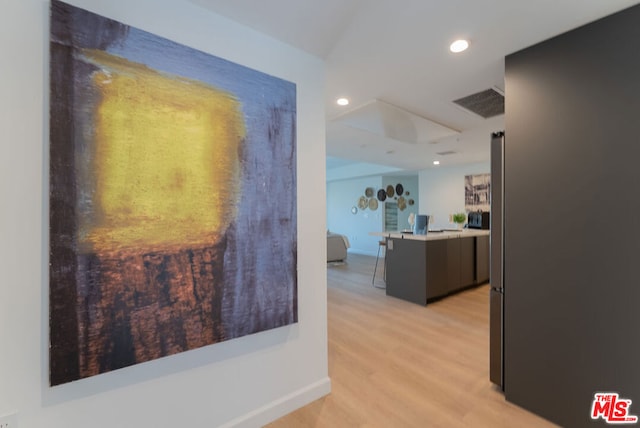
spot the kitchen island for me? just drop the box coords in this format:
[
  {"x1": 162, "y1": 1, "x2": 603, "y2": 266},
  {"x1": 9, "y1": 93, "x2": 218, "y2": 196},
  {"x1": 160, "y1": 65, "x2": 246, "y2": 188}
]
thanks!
[{"x1": 373, "y1": 229, "x2": 490, "y2": 305}]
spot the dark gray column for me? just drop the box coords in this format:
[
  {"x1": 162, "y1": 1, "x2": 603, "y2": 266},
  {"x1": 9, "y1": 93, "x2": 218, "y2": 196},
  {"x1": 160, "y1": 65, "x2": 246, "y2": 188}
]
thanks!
[{"x1": 504, "y1": 4, "x2": 640, "y2": 426}]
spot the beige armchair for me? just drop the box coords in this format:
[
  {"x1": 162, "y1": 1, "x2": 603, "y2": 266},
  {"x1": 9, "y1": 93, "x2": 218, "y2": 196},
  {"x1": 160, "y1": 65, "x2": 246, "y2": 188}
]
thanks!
[{"x1": 327, "y1": 232, "x2": 349, "y2": 262}]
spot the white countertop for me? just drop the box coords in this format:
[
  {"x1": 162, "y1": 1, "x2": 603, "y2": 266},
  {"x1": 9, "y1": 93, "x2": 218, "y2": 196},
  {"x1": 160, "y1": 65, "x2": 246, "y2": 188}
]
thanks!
[{"x1": 370, "y1": 229, "x2": 489, "y2": 241}]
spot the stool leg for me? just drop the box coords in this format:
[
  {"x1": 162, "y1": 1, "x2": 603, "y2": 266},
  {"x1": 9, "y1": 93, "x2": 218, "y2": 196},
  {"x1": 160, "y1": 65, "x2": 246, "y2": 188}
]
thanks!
[
  {"x1": 372, "y1": 244, "x2": 381, "y2": 284},
  {"x1": 383, "y1": 245, "x2": 387, "y2": 282}
]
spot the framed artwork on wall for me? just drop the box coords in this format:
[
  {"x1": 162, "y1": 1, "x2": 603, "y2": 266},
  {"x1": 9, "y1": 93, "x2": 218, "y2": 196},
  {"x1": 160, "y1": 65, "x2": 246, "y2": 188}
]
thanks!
[
  {"x1": 465, "y1": 173, "x2": 491, "y2": 212},
  {"x1": 49, "y1": 0, "x2": 297, "y2": 385}
]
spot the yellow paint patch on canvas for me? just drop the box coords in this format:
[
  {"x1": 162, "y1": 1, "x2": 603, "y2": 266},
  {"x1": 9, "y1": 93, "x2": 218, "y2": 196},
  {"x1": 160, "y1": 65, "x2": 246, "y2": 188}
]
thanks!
[{"x1": 80, "y1": 50, "x2": 245, "y2": 252}]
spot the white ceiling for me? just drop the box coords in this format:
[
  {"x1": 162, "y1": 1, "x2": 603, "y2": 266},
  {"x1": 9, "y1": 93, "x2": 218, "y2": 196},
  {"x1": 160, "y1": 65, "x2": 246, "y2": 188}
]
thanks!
[{"x1": 190, "y1": 0, "x2": 638, "y2": 177}]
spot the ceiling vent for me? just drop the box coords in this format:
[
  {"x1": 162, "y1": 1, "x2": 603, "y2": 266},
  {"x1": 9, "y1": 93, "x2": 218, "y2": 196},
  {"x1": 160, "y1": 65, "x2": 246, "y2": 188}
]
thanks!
[
  {"x1": 436, "y1": 150, "x2": 457, "y2": 156},
  {"x1": 453, "y1": 88, "x2": 504, "y2": 118}
]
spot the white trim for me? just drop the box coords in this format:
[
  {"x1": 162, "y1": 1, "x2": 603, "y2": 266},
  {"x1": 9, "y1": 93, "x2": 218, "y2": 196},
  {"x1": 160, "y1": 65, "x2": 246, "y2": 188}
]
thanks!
[{"x1": 219, "y1": 377, "x2": 332, "y2": 428}]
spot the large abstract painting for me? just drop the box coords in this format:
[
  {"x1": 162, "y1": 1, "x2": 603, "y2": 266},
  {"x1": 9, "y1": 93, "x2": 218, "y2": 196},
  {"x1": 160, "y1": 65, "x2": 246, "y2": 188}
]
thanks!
[{"x1": 49, "y1": 0, "x2": 297, "y2": 386}]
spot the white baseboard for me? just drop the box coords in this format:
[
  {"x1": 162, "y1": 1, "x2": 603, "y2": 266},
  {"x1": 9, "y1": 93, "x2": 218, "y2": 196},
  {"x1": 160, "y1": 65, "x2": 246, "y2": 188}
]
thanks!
[{"x1": 219, "y1": 377, "x2": 332, "y2": 428}]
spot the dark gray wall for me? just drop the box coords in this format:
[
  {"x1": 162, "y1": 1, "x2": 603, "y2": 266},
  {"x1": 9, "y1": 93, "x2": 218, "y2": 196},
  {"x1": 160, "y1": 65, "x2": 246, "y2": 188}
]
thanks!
[{"x1": 504, "y1": 4, "x2": 640, "y2": 427}]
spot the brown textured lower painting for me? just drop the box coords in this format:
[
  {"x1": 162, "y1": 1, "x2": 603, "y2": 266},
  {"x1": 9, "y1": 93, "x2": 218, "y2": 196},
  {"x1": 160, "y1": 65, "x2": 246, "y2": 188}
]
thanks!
[{"x1": 49, "y1": 1, "x2": 297, "y2": 385}]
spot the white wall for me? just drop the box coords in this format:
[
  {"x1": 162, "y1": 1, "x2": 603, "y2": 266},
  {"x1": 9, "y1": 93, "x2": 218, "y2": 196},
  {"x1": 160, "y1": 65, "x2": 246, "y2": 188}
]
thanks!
[
  {"x1": 327, "y1": 177, "x2": 383, "y2": 256},
  {"x1": 326, "y1": 162, "x2": 404, "y2": 182},
  {"x1": 0, "y1": 1, "x2": 329, "y2": 427},
  {"x1": 382, "y1": 175, "x2": 419, "y2": 232},
  {"x1": 326, "y1": 175, "x2": 419, "y2": 256},
  {"x1": 419, "y1": 162, "x2": 489, "y2": 230}
]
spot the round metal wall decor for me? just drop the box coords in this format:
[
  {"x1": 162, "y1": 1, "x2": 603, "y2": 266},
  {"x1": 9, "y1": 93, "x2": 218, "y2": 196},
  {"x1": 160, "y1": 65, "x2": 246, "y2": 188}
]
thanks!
[
  {"x1": 408, "y1": 198, "x2": 415, "y2": 206},
  {"x1": 386, "y1": 185, "x2": 395, "y2": 198},
  {"x1": 368, "y1": 198, "x2": 378, "y2": 210},
  {"x1": 365, "y1": 187, "x2": 374, "y2": 197},
  {"x1": 377, "y1": 189, "x2": 387, "y2": 201},
  {"x1": 395, "y1": 183, "x2": 404, "y2": 196},
  {"x1": 397, "y1": 196, "x2": 407, "y2": 211},
  {"x1": 351, "y1": 206, "x2": 358, "y2": 214},
  {"x1": 358, "y1": 196, "x2": 368, "y2": 210}
]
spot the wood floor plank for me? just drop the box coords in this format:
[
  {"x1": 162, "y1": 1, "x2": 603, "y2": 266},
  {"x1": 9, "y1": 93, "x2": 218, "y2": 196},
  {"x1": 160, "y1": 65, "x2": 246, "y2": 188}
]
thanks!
[{"x1": 267, "y1": 254, "x2": 558, "y2": 427}]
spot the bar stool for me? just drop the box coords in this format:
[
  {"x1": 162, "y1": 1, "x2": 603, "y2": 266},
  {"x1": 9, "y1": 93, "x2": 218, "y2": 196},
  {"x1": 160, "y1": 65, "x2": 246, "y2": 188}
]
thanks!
[{"x1": 372, "y1": 239, "x2": 386, "y2": 288}]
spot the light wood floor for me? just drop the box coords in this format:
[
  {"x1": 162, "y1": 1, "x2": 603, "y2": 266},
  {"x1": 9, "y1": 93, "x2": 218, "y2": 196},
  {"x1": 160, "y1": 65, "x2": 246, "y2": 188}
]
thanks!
[{"x1": 267, "y1": 253, "x2": 558, "y2": 428}]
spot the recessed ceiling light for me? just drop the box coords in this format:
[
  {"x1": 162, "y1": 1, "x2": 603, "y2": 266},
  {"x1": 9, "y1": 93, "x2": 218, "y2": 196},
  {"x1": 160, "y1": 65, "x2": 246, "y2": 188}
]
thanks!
[
  {"x1": 336, "y1": 97, "x2": 349, "y2": 106},
  {"x1": 433, "y1": 160, "x2": 440, "y2": 165},
  {"x1": 450, "y1": 39, "x2": 469, "y2": 53}
]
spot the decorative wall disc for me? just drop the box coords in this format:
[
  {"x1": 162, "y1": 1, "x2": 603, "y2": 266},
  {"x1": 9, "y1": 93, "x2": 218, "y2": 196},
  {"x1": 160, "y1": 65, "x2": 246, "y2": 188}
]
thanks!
[
  {"x1": 395, "y1": 183, "x2": 404, "y2": 196},
  {"x1": 398, "y1": 196, "x2": 407, "y2": 211},
  {"x1": 377, "y1": 189, "x2": 387, "y2": 201},
  {"x1": 386, "y1": 185, "x2": 395, "y2": 198},
  {"x1": 358, "y1": 196, "x2": 368, "y2": 210},
  {"x1": 365, "y1": 187, "x2": 374, "y2": 197},
  {"x1": 369, "y1": 198, "x2": 378, "y2": 210}
]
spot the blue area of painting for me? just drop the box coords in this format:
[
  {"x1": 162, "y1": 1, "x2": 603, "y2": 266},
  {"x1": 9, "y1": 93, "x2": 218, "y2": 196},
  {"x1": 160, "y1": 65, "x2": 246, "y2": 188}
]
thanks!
[{"x1": 108, "y1": 28, "x2": 295, "y2": 135}]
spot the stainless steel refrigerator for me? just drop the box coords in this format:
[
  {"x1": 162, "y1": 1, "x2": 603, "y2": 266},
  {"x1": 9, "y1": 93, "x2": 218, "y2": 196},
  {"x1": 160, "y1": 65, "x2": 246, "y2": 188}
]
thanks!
[{"x1": 489, "y1": 131, "x2": 504, "y2": 389}]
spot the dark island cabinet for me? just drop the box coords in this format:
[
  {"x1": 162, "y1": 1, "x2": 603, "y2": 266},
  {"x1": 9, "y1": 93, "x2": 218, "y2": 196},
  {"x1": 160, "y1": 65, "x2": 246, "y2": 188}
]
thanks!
[{"x1": 385, "y1": 232, "x2": 490, "y2": 305}]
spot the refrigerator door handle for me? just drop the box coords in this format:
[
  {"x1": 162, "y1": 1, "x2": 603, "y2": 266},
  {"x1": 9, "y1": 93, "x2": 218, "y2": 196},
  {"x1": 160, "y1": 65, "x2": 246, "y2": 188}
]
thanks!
[{"x1": 489, "y1": 131, "x2": 505, "y2": 390}]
